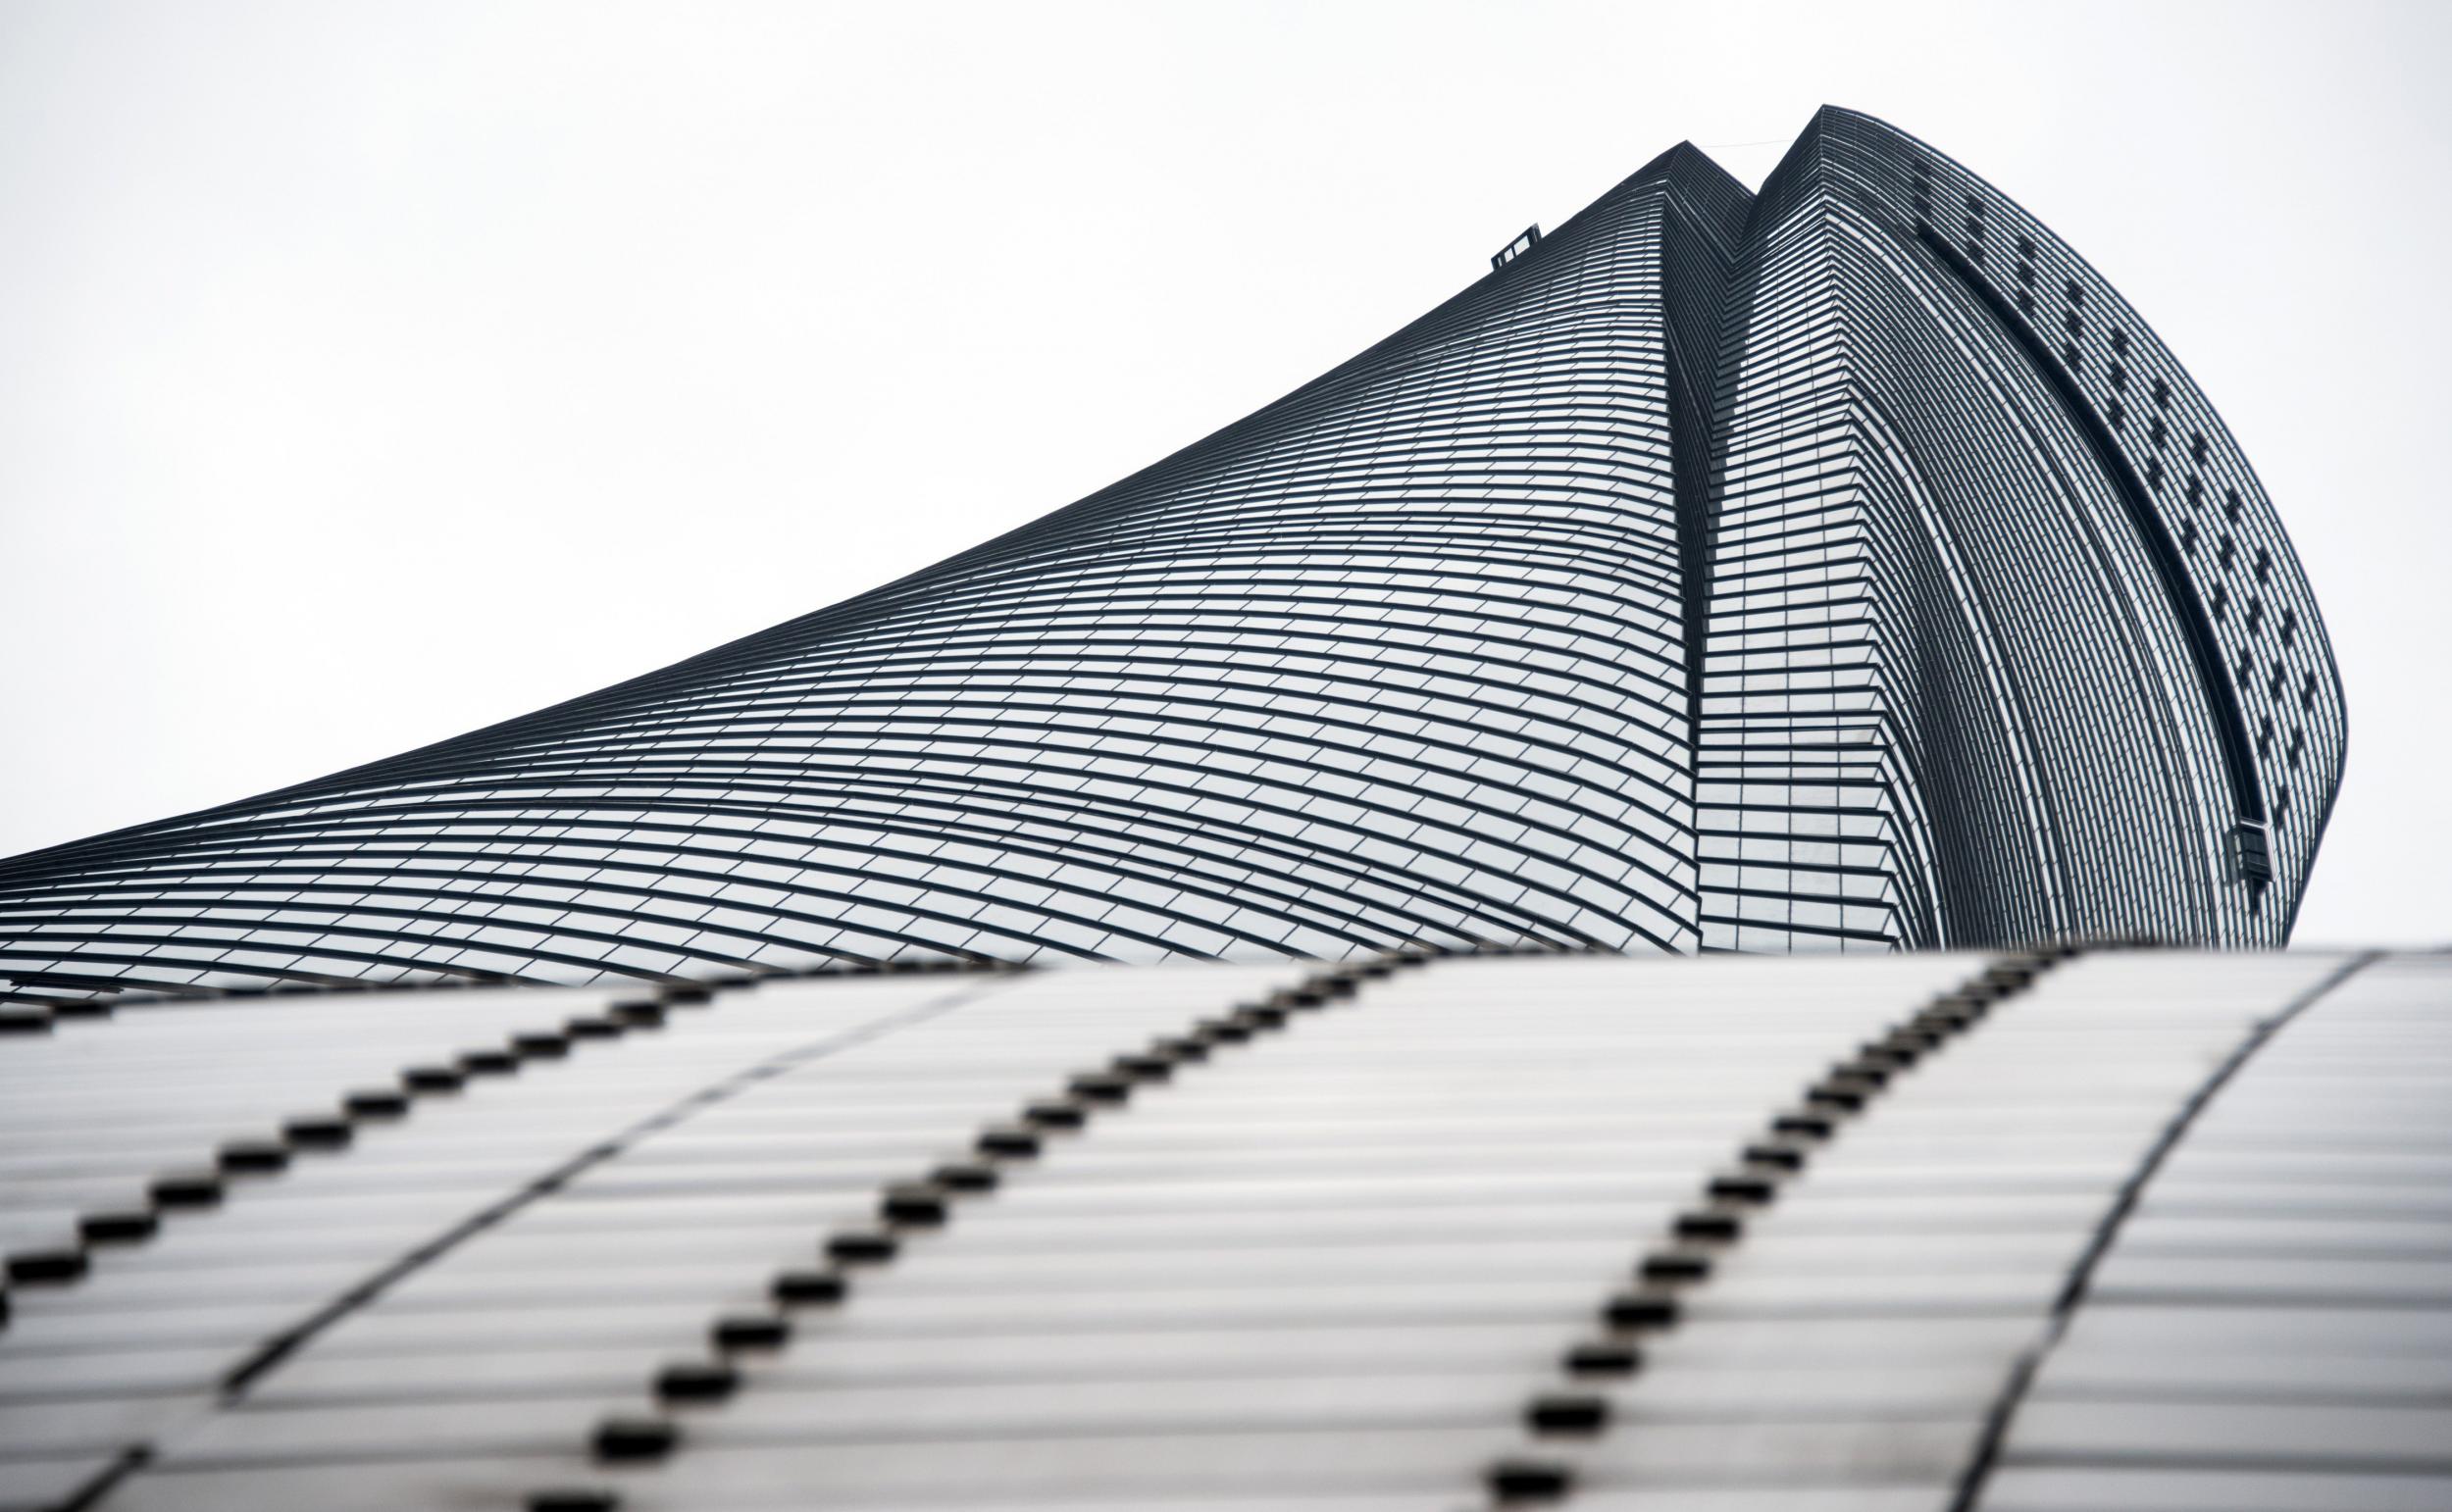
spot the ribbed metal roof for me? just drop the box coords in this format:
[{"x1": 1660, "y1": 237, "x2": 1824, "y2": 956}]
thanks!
[{"x1": 1, "y1": 945, "x2": 2432, "y2": 1511}]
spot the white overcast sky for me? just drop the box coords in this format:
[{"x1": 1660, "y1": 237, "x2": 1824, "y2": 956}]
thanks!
[{"x1": 2, "y1": 0, "x2": 2444, "y2": 946}]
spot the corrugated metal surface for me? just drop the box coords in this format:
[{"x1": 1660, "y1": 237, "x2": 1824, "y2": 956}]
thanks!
[
  {"x1": 1979, "y1": 951, "x2": 2450, "y2": 1511},
  {"x1": 0, "y1": 947, "x2": 2433, "y2": 1512}
]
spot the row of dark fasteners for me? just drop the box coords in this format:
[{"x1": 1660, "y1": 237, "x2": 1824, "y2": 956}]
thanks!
[
  {"x1": 0, "y1": 933, "x2": 1608, "y2": 1029},
  {"x1": 0, "y1": 950, "x2": 1017, "y2": 1030},
  {"x1": 523, "y1": 949, "x2": 1439, "y2": 1512},
  {"x1": 0, "y1": 985, "x2": 719, "y2": 1330},
  {"x1": 0, "y1": 939, "x2": 1524, "y2": 1325},
  {"x1": 1485, "y1": 947, "x2": 2075, "y2": 1505}
]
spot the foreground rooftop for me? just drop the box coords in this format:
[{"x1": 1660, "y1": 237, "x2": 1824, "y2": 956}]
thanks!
[{"x1": 0, "y1": 945, "x2": 2440, "y2": 1510}]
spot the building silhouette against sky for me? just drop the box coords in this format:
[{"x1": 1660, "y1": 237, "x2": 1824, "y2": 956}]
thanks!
[{"x1": 0, "y1": 107, "x2": 2344, "y2": 1005}]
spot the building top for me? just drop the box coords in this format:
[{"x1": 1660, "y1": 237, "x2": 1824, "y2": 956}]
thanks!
[{"x1": 0, "y1": 109, "x2": 2345, "y2": 1007}]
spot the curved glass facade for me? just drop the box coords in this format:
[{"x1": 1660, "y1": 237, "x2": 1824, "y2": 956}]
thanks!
[
  {"x1": 1697, "y1": 111, "x2": 2343, "y2": 951},
  {"x1": 0, "y1": 109, "x2": 2343, "y2": 1003}
]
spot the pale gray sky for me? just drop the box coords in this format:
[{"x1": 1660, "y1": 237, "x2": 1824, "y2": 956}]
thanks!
[{"x1": 3, "y1": 0, "x2": 2444, "y2": 946}]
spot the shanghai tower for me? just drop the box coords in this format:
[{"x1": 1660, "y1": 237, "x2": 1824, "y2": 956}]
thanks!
[{"x1": 0, "y1": 107, "x2": 2345, "y2": 1007}]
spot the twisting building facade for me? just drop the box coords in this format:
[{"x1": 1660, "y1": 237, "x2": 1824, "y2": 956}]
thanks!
[
  {"x1": 1696, "y1": 112, "x2": 2342, "y2": 953},
  {"x1": 0, "y1": 108, "x2": 2343, "y2": 1004}
]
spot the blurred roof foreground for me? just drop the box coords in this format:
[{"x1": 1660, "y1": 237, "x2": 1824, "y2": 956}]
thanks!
[{"x1": 0, "y1": 944, "x2": 2441, "y2": 1511}]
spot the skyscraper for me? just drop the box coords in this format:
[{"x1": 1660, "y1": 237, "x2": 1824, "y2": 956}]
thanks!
[{"x1": 0, "y1": 107, "x2": 2343, "y2": 1008}]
